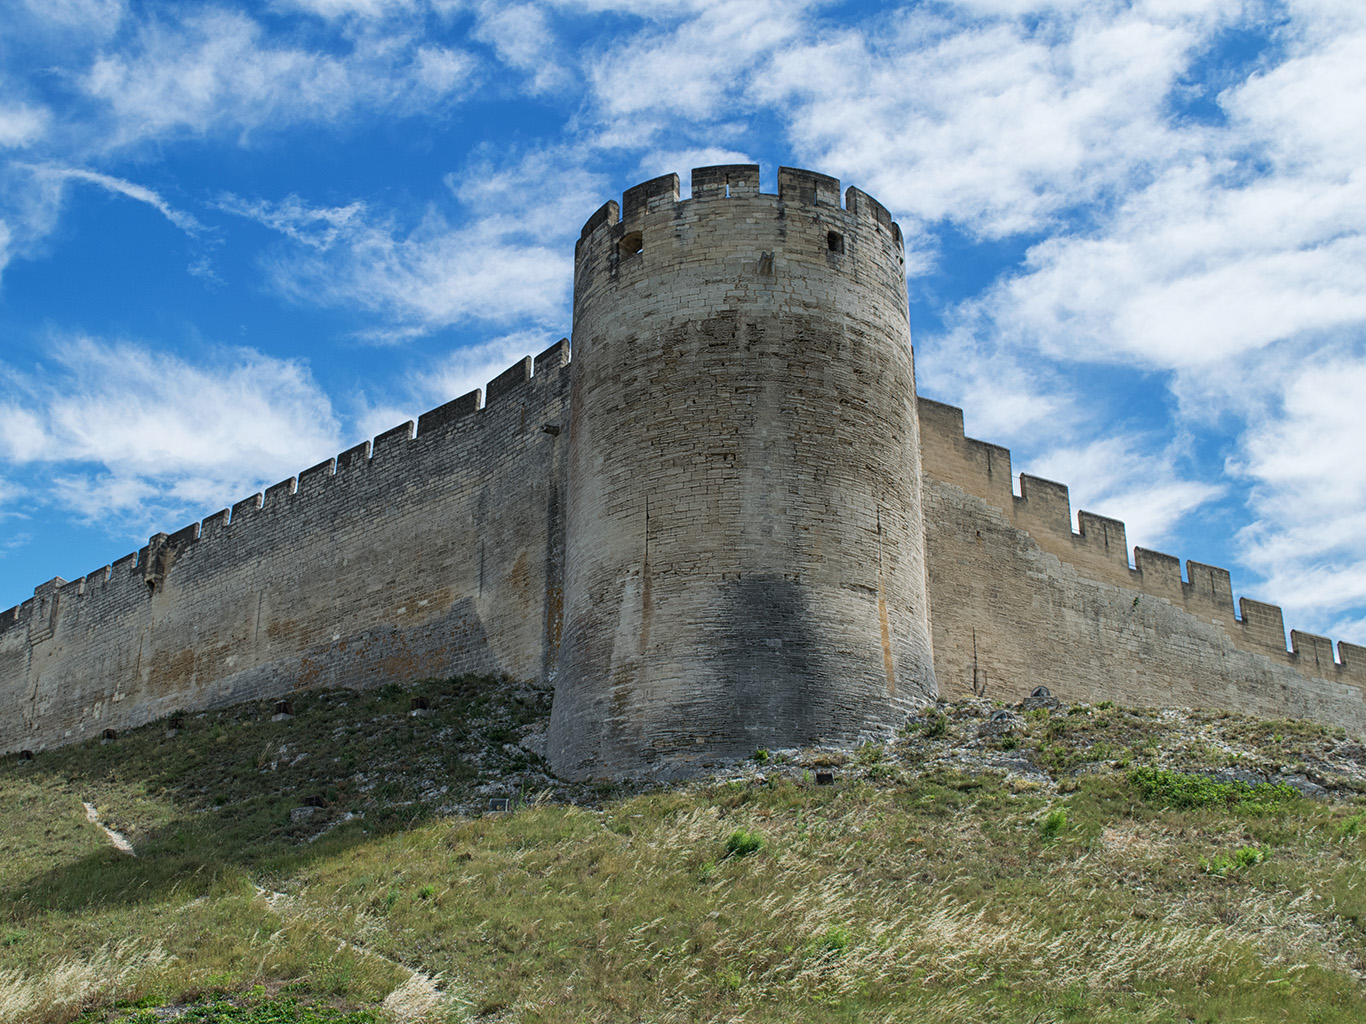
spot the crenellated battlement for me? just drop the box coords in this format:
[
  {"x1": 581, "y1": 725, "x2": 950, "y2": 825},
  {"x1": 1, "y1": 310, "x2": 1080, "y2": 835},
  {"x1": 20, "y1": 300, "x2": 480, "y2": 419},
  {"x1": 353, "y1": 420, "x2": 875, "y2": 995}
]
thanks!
[
  {"x1": 577, "y1": 165, "x2": 903, "y2": 238},
  {"x1": 917, "y1": 396, "x2": 1366, "y2": 684},
  {"x1": 574, "y1": 165, "x2": 906, "y2": 292},
  {"x1": 0, "y1": 340, "x2": 573, "y2": 644}
]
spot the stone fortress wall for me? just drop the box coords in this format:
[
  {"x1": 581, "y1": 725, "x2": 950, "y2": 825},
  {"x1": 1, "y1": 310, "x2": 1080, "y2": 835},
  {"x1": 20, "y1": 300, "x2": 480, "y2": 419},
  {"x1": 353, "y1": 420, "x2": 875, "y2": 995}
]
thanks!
[
  {"x1": 0, "y1": 344, "x2": 572, "y2": 754},
  {"x1": 2, "y1": 163, "x2": 1364, "y2": 767},
  {"x1": 918, "y1": 398, "x2": 1366, "y2": 730}
]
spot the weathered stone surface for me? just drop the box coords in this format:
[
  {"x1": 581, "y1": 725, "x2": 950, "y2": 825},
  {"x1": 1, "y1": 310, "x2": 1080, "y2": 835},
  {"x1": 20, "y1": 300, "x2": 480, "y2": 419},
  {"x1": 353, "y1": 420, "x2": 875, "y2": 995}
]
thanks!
[
  {"x1": 548, "y1": 166, "x2": 937, "y2": 779},
  {"x1": 0, "y1": 350, "x2": 571, "y2": 753}
]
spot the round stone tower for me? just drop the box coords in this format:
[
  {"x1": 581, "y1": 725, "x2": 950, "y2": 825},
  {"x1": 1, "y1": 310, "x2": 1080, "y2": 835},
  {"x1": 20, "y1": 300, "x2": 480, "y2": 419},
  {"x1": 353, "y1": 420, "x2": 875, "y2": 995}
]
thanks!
[{"x1": 547, "y1": 164, "x2": 937, "y2": 779}]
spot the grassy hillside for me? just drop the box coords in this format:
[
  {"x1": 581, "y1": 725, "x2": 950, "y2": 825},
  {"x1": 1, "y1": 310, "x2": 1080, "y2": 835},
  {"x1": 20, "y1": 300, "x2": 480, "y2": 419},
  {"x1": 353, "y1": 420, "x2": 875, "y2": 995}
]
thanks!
[{"x1": 2, "y1": 676, "x2": 1366, "y2": 1023}]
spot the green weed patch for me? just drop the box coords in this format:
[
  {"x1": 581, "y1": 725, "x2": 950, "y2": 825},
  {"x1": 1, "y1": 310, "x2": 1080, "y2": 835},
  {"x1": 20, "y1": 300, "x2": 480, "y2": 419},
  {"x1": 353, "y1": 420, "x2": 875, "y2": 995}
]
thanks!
[{"x1": 1127, "y1": 767, "x2": 1299, "y2": 810}]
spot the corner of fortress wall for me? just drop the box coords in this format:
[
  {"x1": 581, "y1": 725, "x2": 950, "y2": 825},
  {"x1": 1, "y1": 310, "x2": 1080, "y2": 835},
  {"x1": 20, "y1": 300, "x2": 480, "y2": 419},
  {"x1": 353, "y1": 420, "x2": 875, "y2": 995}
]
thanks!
[
  {"x1": 915, "y1": 396, "x2": 1366, "y2": 730},
  {"x1": 0, "y1": 340, "x2": 573, "y2": 755}
]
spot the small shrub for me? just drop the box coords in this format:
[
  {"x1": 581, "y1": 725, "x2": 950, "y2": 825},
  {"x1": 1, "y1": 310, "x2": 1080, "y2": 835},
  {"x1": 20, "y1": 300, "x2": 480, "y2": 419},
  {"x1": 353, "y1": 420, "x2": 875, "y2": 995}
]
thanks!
[
  {"x1": 751, "y1": 747, "x2": 769, "y2": 764},
  {"x1": 1040, "y1": 806, "x2": 1068, "y2": 840},
  {"x1": 811, "y1": 926, "x2": 850, "y2": 954},
  {"x1": 696, "y1": 859, "x2": 718, "y2": 882},
  {"x1": 1337, "y1": 811, "x2": 1366, "y2": 840},
  {"x1": 725, "y1": 828, "x2": 764, "y2": 858},
  {"x1": 1000, "y1": 735, "x2": 1018, "y2": 750},
  {"x1": 1202, "y1": 845, "x2": 1268, "y2": 876},
  {"x1": 415, "y1": 883, "x2": 437, "y2": 901},
  {"x1": 716, "y1": 969, "x2": 742, "y2": 992},
  {"x1": 1127, "y1": 767, "x2": 1298, "y2": 810},
  {"x1": 921, "y1": 713, "x2": 948, "y2": 739},
  {"x1": 856, "y1": 741, "x2": 885, "y2": 764}
]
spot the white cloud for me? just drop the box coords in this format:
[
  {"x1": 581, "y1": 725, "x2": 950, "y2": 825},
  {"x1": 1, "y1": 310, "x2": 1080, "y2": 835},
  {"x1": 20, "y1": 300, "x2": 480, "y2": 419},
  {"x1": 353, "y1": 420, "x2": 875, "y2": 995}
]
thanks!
[
  {"x1": 270, "y1": 0, "x2": 420, "y2": 18},
  {"x1": 0, "y1": 105, "x2": 49, "y2": 149},
  {"x1": 1233, "y1": 355, "x2": 1366, "y2": 622},
  {"x1": 472, "y1": 2, "x2": 571, "y2": 93},
  {"x1": 18, "y1": 0, "x2": 126, "y2": 37},
  {"x1": 27, "y1": 165, "x2": 203, "y2": 233},
  {"x1": 764, "y1": 6, "x2": 1238, "y2": 238},
  {"x1": 233, "y1": 195, "x2": 571, "y2": 335},
  {"x1": 216, "y1": 193, "x2": 368, "y2": 249},
  {"x1": 226, "y1": 148, "x2": 596, "y2": 335},
  {"x1": 0, "y1": 336, "x2": 342, "y2": 536},
  {"x1": 914, "y1": 326, "x2": 1074, "y2": 445},
  {"x1": 81, "y1": 8, "x2": 476, "y2": 147},
  {"x1": 586, "y1": 0, "x2": 807, "y2": 124}
]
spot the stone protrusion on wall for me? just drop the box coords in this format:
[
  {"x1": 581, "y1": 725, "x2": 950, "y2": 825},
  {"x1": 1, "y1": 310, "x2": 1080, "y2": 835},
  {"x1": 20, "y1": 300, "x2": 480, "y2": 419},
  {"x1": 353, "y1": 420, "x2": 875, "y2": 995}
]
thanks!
[
  {"x1": 622, "y1": 173, "x2": 680, "y2": 220},
  {"x1": 1015, "y1": 475, "x2": 1072, "y2": 536},
  {"x1": 777, "y1": 167, "x2": 841, "y2": 207},
  {"x1": 201, "y1": 509, "x2": 230, "y2": 541},
  {"x1": 263, "y1": 478, "x2": 297, "y2": 510},
  {"x1": 1239, "y1": 597, "x2": 1287, "y2": 653},
  {"x1": 917, "y1": 398, "x2": 1014, "y2": 507},
  {"x1": 1292, "y1": 630, "x2": 1338, "y2": 672},
  {"x1": 918, "y1": 393, "x2": 1365, "y2": 685},
  {"x1": 337, "y1": 441, "x2": 371, "y2": 473},
  {"x1": 845, "y1": 186, "x2": 893, "y2": 232},
  {"x1": 1184, "y1": 560, "x2": 1236, "y2": 617},
  {"x1": 371, "y1": 421, "x2": 415, "y2": 460},
  {"x1": 297, "y1": 458, "x2": 335, "y2": 495},
  {"x1": 486, "y1": 357, "x2": 532, "y2": 405},
  {"x1": 1342, "y1": 642, "x2": 1366, "y2": 673},
  {"x1": 28, "y1": 577, "x2": 65, "y2": 643},
  {"x1": 692, "y1": 164, "x2": 760, "y2": 199},
  {"x1": 534, "y1": 338, "x2": 571, "y2": 376},
  {"x1": 232, "y1": 493, "x2": 264, "y2": 521},
  {"x1": 417, "y1": 391, "x2": 481, "y2": 437},
  {"x1": 579, "y1": 200, "x2": 619, "y2": 243},
  {"x1": 1134, "y1": 548, "x2": 1185, "y2": 603},
  {"x1": 1076, "y1": 511, "x2": 1129, "y2": 570}
]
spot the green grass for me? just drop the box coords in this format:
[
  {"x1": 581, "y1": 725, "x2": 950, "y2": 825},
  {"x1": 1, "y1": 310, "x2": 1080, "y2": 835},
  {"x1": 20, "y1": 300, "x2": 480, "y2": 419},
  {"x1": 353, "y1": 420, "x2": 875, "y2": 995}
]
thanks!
[{"x1": 3, "y1": 683, "x2": 1366, "y2": 1023}]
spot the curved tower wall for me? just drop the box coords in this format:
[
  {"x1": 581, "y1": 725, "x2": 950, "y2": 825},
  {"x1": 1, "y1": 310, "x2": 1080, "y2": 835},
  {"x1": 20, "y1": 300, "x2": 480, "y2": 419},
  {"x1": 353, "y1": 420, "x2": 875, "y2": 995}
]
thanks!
[{"x1": 548, "y1": 164, "x2": 937, "y2": 778}]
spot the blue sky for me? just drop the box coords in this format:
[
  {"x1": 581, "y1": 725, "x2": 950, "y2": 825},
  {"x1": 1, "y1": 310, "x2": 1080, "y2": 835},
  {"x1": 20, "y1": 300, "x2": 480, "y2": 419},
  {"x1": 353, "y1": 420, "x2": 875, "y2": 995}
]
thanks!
[{"x1": 1, "y1": 0, "x2": 1363, "y2": 652}]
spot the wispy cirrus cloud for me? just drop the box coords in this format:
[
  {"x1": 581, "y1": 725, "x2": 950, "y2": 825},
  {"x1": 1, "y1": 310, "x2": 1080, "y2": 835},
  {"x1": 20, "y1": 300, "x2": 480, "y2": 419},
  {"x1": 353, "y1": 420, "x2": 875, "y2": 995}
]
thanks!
[{"x1": 24, "y1": 165, "x2": 204, "y2": 233}]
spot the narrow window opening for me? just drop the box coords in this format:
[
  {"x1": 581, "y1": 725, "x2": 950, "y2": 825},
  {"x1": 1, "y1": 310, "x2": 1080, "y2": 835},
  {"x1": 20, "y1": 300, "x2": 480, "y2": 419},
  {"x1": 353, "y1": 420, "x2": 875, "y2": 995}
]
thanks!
[
  {"x1": 102, "y1": 728, "x2": 117, "y2": 742},
  {"x1": 19, "y1": 749, "x2": 34, "y2": 761},
  {"x1": 827, "y1": 231, "x2": 845, "y2": 254},
  {"x1": 619, "y1": 231, "x2": 644, "y2": 258}
]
